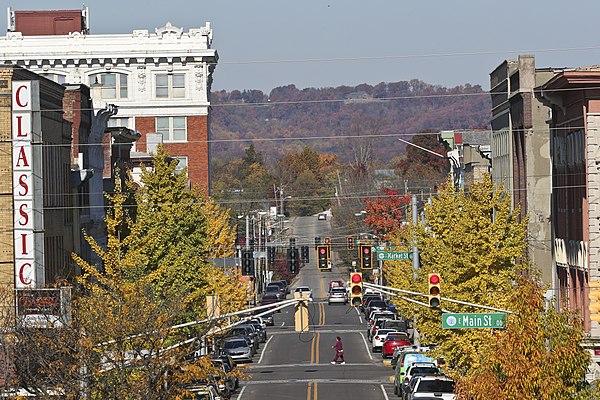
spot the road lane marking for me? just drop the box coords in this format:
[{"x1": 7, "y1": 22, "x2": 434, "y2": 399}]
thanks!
[
  {"x1": 281, "y1": 322, "x2": 285, "y2": 327},
  {"x1": 307, "y1": 382, "x2": 312, "y2": 400},
  {"x1": 258, "y1": 335, "x2": 274, "y2": 364},
  {"x1": 316, "y1": 332, "x2": 320, "y2": 364},
  {"x1": 242, "y1": 378, "x2": 390, "y2": 385},
  {"x1": 314, "y1": 382, "x2": 318, "y2": 400},
  {"x1": 236, "y1": 386, "x2": 247, "y2": 399},
  {"x1": 380, "y1": 384, "x2": 390, "y2": 400},
  {"x1": 360, "y1": 332, "x2": 373, "y2": 360},
  {"x1": 320, "y1": 303, "x2": 326, "y2": 326},
  {"x1": 249, "y1": 362, "x2": 377, "y2": 369}
]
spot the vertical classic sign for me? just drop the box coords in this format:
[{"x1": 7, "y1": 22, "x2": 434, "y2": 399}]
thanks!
[{"x1": 12, "y1": 81, "x2": 44, "y2": 288}]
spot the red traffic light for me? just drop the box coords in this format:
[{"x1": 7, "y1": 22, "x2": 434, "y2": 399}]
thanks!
[
  {"x1": 351, "y1": 273, "x2": 362, "y2": 283},
  {"x1": 319, "y1": 248, "x2": 326, "y2": 255},
  {"x1": 363, "y1": 247, "x2": 371, "y2": 254},
  {"x1": 429, "y1": 274, "x2": 440, "y2": 285}
]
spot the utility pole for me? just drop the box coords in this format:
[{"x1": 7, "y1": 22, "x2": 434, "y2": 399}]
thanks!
[{"x1": 412, "y1": 195, "x2": 419, "y2": 272}]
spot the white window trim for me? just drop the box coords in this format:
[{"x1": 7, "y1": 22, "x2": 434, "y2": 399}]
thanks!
[
  {"x1": 155, "y1": 73, "x2": 186, "y2": 99},
  {"x1": 156, "y1": 116, "x2": 187, "y2": 142}
]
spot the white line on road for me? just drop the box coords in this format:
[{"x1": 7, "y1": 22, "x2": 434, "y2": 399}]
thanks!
[
  {"x1": 359, "y1": 316, "x2": 363, "y2": 324},
  {"x1": 281, "y1": 322, "x2": 285, "y2": 327},
  {"x1": 360, "y1": 332, "x2": 373, "y2": 360},
  {"x1": 380, "y1": 384, "x2": 390, "y2": 400},
  {"x1": 236, "y1": 385, "x2": 247, "y2": 400},
  {"x1": 258, "y1": 335, "x2": 274, "y2": 364}
]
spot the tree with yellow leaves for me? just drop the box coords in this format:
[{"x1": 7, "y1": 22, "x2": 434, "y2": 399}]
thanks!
[{"x1": 386, "y1": 175, "x2": 593, "y2": 398}]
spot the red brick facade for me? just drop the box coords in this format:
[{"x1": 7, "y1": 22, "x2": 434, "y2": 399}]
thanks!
[{"x1": 135, "y1": 115, "x2": 209, "y2": 189}]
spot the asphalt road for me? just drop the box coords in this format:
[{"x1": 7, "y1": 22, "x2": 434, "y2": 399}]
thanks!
[{"x1": 237, "y1": 215, "x2": 396, "y2": 400}]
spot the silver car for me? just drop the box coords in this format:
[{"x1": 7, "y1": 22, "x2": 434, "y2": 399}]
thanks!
[
  {"x1": 221, "y1": 338, "x2": 253, "y2": 363},
  {"x1": 328, "y1": 288, "x2": 347, "y2": 305}
]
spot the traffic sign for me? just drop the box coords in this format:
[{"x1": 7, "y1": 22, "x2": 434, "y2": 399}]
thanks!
[
  {"x1": 376, "y1": 251, "x2": 412, "y2": 261},
  {"x1": 442, "y1": 313, "x2": 506, "y2": 329}
]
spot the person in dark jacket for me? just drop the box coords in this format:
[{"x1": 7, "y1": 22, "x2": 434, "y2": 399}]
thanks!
[{"x1": 331, "y1": 336, "x2": 345, "y2": 364}]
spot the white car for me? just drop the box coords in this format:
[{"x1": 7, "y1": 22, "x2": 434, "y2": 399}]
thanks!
[
  {"x1": 318, "y1": 213, "x2": 327, "y2": 220},
  {"x1": 294, "y1": 286, "x2": 312, "y2": 298},
  {"x1": 371, "y1": 328, "x2": 398, "y2": 352},
  {"x1": 406, "y1": 375, "x2": 455, "y2": 399}
]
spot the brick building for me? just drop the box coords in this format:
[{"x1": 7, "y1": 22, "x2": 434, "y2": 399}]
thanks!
[{"x1": 1, "y1": 7, "x2": 217, "y2": 190}]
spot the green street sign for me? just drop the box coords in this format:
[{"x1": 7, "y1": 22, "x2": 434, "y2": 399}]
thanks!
[
  {"x1": 376, "y1": 251, "x2": 412, "y2": 261},
  {"x1": 442, "y1": 313, "x2": 506, "y2": 329}
]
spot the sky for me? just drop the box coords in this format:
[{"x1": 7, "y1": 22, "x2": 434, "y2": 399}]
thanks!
[{"x1": 3, "y1": 0, "x2": 600, "y2": 93}]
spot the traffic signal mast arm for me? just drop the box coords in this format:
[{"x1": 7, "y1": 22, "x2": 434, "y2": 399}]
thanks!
[{"x1": 363, "y1": 282, "x2": 516, "y2": 314}]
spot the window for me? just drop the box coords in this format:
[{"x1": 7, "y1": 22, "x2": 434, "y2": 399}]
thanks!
[
  {"x1": 156, "y1": 116, "x2": 186, "y2": 142},
  {"x1": 40, "y1": 73, "x2": 66, "y2": 84},
  {"x1": 89, "y1": 72, "x2": 128, "y2": 99},
  {"x1": 174, "y1": 157, "x2": 187, "y2": 173},
  {"x1": 107, "y1": 117, "x2": 130, "y2": 128},
  {"x1": 155, "y1": 73, "x2": 185, "y2": 98}
]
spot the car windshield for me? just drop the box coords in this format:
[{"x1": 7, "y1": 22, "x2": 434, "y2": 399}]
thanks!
[
  {"x1": 263, "y1": 294, "x2": 278, "y2": 299},
  {"x1": 296, "y1": 287, "x2": 310, "y2": 292},
  {"x1": 223, "y1": 340, "x2": 247, "y2": 349},
  {"x1": 369, "y1": 301, "x2": 387, "y2": 308},
  {"x1": 266, "y1": 286, "x2": 280, "y2": 292},
  {"x1": 386, "y1": 334, "x2": 409, "y2": 341},
  {"x1": 416, "y1": 380, "x2": 455, "y2": 393},
  {"x1": 331, "y1": 289, "x2": 345, "y2": 295}
]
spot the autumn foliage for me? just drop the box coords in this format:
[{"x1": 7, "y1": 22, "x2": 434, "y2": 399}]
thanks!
[{"x1": 363, "y1": 187, "x2": 410, "y2": 237}]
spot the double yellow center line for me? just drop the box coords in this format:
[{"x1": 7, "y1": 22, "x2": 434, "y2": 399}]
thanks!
[{"x1": 308, "y1": 302, "x2": 326, "y2": 399}]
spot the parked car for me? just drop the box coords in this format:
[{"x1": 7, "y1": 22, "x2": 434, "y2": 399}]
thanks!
[
  {"x1": 361, "y1": 294, "x2": 382, "y2": 311},
  {"x1": 368, "y1": 318, "x2": 394, "y2": 341},
  {"x1": 371, "y1": 328, "x2": 398, "y2": 352},
  {"x1": 265, "y1": 285, "x2": 285, "y2": 299},
  {"x1": 228, "y1": 326, "x2": 258, "y2": 351},
  {"x1": 270, "y1": 280, "x2": 290, "y2": 294},
  {"x1": 260, "y1": 293, "x2": 282, "y2": 312},
  {"x1": 405, "y1": 375, "x2": 455, "y2": 399},
  {"x1": 396, "y1": 362, "x2": 440, "y2": 398},
  {"x1": 211, "y1": 358, "x2": 238, "y2": 394},
  {"x1": 182, "y1": 384, "x2": 222, "y2": 400},
  {"x1": 382, "y1": 332, "x2": 412, "y2": 358},
  {"x1": 365, "y1": 299, "x2": 389, "y2": 316},
  {"x1": 251, "y1": 310, "x2": 274, "y2": 326},
  {"x1": 328, "y1": 287, "x2": 348, "y2": 305},
  {"x1": 221, "y1": 338, "x2": 253, "y2": 363},
  {"x1": 294, "y1": 286, "x2": 313, "y2": 298},
  {"x1": 244, "y1": 320, "x2": 267, "y2": 343},
  {"x1": 367, "y1": 310, "x2": 396, "y2": 331}
]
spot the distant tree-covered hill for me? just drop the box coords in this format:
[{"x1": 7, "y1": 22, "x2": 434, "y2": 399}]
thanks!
[{"x1": 210, "y1": 80, "x2": 490, "y2": 166}]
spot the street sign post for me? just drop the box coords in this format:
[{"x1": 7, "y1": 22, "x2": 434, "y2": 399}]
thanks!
[
  {"x1": 442, "y1": 313, "x2": 506, "y2": 329},
  {"x1": 376, "y1": 251, "x2": 412, "y2": 261}
]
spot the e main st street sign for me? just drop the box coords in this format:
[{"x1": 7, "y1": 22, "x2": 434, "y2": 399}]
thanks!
[
  {"x1": 376, "y1": 251, "x2": 412, "y2": 261},
  {"x1": 442, "y1": 313, "x2": 507, "y2": 329}
]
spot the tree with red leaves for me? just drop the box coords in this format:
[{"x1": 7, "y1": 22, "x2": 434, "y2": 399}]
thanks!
[{"x1": 363, "y1": 187, "x2": 411, "y2": 238}]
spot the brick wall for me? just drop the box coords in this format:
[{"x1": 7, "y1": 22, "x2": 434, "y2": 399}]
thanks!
[
  {"x1": 135, "y1": 115, "x2": 209, "y2": 189},
  {"x1": 0, "y1": 67, "x2": 13, "y2": 289}
]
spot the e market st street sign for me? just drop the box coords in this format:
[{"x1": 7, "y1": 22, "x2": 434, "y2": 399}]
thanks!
[
  {"x1": 376, "y1": 251, "x2": 412, "y2": 261},
  {"x1": 442, "y1": 313, "x2": 506, "y2": 329}
]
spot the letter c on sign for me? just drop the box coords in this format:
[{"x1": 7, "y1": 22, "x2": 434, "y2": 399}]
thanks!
[
  {"x1": 15, "y1": 85, "x2": 28, "y2": 108},
  {"x1": 18, "y1": 263, "x2": 32, "y2": 286}
]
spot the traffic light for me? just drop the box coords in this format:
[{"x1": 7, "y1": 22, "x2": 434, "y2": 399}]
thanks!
[
  {"x1": 347, "y1": 236, "x2": 354, "y2": 250},
  {"x1": 350, "y1": 272, "x2": 363, "y2": 307},
  {"x1": 267, "y1": 246, "x2": 276, "y2": 265},
  {"x1": 287, "y1": 247, "x2": 299, "y2": 274},
  {"x1": 241, "y1": 250, "x2": 254, "y2": 276},
  {"x1": 317, "y1": 245, "x2": 329, "y2": 270},
  {"x1": 428, "y1": 273, "x2": 441, "y2": 308},
  {"x1": 301, "y1": 245, "x2": 310, "y2": 263},
  {"x1": 314, "y1": 236, "x2": 321, "y2": 249},
  {"x1": 359, "y1": 245, "x2": 373, "y2": 270},
  {"x1": 324, "y1": 237, "x2": 331, "y2": 258}
]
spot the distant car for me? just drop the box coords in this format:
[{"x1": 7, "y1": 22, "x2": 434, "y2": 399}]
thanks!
[
  {"x1": 382, "y1": 332, "x2": 412, "y2": 358},
  {"x1": 266, "y1": 282, "x2": 286, "y2": 298},
  {"x1": 265, "y1": 285, "x2": 285, "y2": 300},
  {"x1": 318, "y1": 213, "x2": 327, "y2": 220},
  {"x1": 368, "y1": 318, "x2": 394, "y2": 341},
  {"x1": 260, "y1": 293, "x2": 282, "y2": 312},
  {"x1": 328, "y1": 287, "x2": 348, "y2": 305},
  {"x1": 294, "y1": 286, "x2": 312, "y2": 298},
  {"x1": 371, "y1": 328, "x2": 398, "y2": 352},
  {"x1": 221, "y1": 338, "x2": 253, "y2": 363}
]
